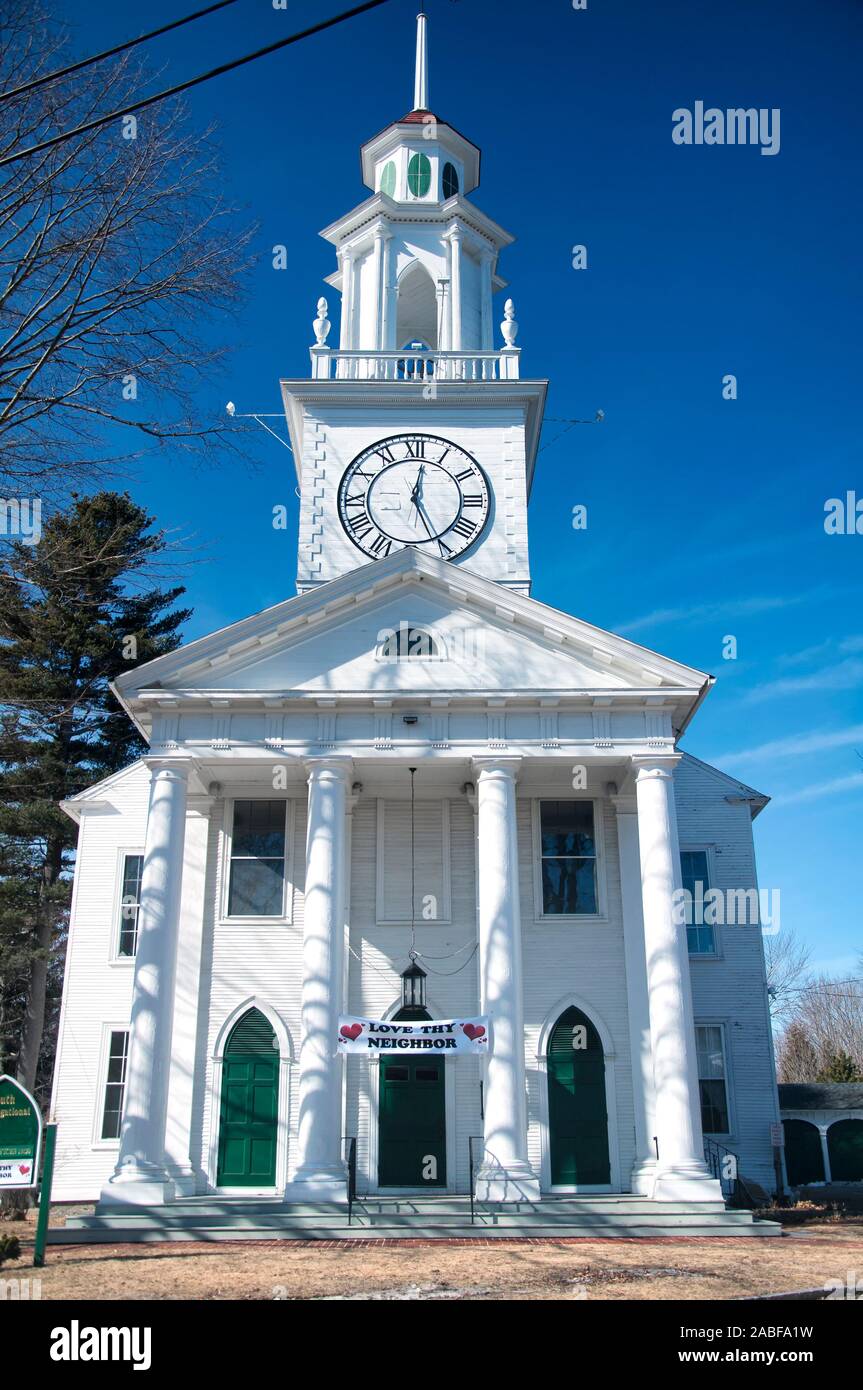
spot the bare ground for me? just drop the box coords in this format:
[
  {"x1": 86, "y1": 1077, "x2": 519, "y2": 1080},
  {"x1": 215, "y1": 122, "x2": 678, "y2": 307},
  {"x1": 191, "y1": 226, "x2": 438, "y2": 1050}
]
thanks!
[{"x1": 4, "y1": 1208, "x2": 863, "y2": 1300}]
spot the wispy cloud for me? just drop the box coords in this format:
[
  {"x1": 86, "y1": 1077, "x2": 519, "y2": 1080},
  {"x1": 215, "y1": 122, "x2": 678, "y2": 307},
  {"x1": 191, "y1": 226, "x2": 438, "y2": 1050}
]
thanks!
[
  {"x1": 713, "y1": 723, "x2": 863, "y2": 766},
  {"x1": 616, "y1": 594, "x2": 805, "y2": 637},
  {"x1": 741, "y1": 658, "x2": 863, "y2": 705},
  {"x1": 771, "y1": 772, "x2": 863, "y2": 808},
  {"x1": 777, "y1": 635, "x2": 863, "y2": 669}
]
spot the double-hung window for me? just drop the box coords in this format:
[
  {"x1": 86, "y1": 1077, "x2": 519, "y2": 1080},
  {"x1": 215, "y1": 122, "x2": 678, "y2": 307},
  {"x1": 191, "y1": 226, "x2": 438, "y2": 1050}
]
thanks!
[
  {"x1": 695, "y1": 1024, "x2": 730, "y2": 1134},
  {"x1": 539, "y1": 801, "x2": 598, "y2": 915},
  {"x1": 227, "y1": 800, "x2": 287, "y2": 918},
  {"x1": 680, "y1": 848, "x2": 715, "y2": 955},
  {"x1": 100, "y1": 1030, "x2": 129, "y2": 1140},
  {"x1": 117, "y1": 853, "x2": 143, "y2": 958}
]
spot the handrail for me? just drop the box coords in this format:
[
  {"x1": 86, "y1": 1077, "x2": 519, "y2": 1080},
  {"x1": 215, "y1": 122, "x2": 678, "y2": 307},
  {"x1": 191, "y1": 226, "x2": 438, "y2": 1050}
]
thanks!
[
  {"x1": 703, "y1": 1136, "x2": 741, "y2": 1204},
  {"x1": 343, "y1": 1135, "x2": 357, "y2": 1226},
  {"x1": 310, "y1": 346, "x2": 520, "y2": 382},
  {"x1": 468, "y1": 1135, "x2": 484, "y2": 1225}
]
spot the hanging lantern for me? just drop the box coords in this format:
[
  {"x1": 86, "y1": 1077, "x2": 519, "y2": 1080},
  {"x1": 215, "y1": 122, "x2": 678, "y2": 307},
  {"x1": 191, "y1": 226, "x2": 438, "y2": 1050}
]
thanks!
[{"x1": 401, "y1": 958, "x2": 427, "y2": 1012}]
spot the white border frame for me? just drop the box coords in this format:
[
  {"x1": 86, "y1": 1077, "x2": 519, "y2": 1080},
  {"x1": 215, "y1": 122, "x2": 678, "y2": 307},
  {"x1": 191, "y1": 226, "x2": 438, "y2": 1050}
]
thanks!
[
  {"x1": 680, "y1": 842, "x2": 722, "y2": 960},
  {"x1": 535, "y1": 992, "x2": 621, "y2": 1194},
  {"x1": 375, "y1": 796, "x2": 452, "y2": 926},
  {"x1": 207, "y1": 998, "x2": 294, "y2": 1197},
  {"x1": 364, "y1": 994, "x2": 458, "y2": 1195},
  {"x1": 91, "y1": 1022, "x2": 130, "y2": 1151},
  {"x1": 530, "y1": 797, "x2": 608, "y2": 924},
  {"x1": 108, "y1": 846, "x2": 145, "y2": 965},
  {"x1": 0, "y1": 1073, "x2": 43, "y2": 1188},
  {"x1": 218, "y1": 797, "x2": 295, "y2": 927}
]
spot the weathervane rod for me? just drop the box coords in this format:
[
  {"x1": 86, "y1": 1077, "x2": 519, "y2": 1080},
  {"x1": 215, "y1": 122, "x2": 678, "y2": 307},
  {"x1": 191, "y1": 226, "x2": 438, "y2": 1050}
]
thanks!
[{"x1": 413, "y1": 6, "x2": 428, "y2": 111}]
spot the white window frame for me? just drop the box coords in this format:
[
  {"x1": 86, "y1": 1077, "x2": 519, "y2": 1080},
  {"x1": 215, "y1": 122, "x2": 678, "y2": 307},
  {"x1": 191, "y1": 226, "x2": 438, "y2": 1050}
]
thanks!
[
  {"x1": 109, "y1": 847, "x2": 145, "y2": 964},
  {"x1": 531, "y1": 797, "x2": 607, "y2": 924},
  {"x1": 694, "y1": 1019, "x2": 735, "y2": 1140},
  {"x1": 375, "y1": 797, "x2": 452, "y2": 926},
  {"x1": 680, "y1": 843, "x2": 722, "y2": 959},
  {"x1": 219, "y1": 798, "x2": 294, "y2": 926},
  {"x1": 92, "y1": 1023, "x2": 130, "y2": 1149}
]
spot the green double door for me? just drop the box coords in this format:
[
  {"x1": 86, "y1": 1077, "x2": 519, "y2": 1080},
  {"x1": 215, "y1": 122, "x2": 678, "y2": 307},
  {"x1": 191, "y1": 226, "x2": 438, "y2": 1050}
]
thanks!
[
  {"x1": 217, "y1": 1009, "x2": 279, "y2": 1187},
  {"x1": 378, "y1": 1055, "x2": 447, "y2": 1188},
  {"x1": 548, "y1": 1006, "x2": 611, "y2": 1187}
]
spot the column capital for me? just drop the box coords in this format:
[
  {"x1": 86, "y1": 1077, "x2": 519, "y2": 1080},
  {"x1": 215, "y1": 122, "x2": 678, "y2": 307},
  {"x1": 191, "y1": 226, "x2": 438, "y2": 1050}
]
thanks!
[
  {"x1": 472, "y1": 756, "x2": 522, "y2": 782},
  {"x1": 304, "y1": 754, "x2": 353, "y2": 782},
  {"x1": 145, "y1": 755, "x2": 194, "y2": 780},
  {"x1": 631, "y1": 753, "x2": 682, "y2": 781}
]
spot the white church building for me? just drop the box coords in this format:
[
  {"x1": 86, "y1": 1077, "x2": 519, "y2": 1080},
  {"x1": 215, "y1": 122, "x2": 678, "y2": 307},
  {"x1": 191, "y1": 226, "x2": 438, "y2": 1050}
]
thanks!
[{"x1": 50, "y1": 14, "x2": 782, "y2": 1237}]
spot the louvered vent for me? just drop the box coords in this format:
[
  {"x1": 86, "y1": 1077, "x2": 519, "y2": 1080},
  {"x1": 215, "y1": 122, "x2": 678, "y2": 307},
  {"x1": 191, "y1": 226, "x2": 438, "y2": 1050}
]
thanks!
[
  {"x1": 548, "y1": 1006, "x2": 602, "y2": 1057},
  {"x1": 225, "y1": 1008, "x2": 278, "y2": 1055}
]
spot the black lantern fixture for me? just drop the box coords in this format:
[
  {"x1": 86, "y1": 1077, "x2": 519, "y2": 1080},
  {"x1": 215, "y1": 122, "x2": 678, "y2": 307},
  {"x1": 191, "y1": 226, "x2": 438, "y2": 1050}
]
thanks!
[{"x1": 401, "y1": 957, "x2": 427, "y2": 1014}]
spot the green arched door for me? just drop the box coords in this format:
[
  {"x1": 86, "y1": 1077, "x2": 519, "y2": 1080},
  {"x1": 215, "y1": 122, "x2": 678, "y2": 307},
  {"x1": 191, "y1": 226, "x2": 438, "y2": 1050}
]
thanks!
[
  {"x1": 217, "y1": 1008, "x2": 279, "y2": 1187},
  {"x1": 783, "y1": 1119, "x2": 824, "y2": 1186},
  {"x1": 547, "y1": 1006, "x2": 611, "y2": 1187},
  {"x1": 827, "y1": 1119, "x2": 863, "y2": 1182}
]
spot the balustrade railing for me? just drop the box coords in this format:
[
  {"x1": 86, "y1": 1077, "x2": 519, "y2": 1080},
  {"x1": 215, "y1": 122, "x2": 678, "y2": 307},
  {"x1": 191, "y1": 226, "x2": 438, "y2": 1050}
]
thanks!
[{"x1": 310, "y1": 347, "x2": 520, "y2": 382}]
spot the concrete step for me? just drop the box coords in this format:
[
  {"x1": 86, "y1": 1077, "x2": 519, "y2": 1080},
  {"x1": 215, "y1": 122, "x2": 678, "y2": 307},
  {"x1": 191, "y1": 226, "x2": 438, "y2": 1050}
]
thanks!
[{"x1": 49, "y1": 1216, "x2": 782, "y2": 1245}]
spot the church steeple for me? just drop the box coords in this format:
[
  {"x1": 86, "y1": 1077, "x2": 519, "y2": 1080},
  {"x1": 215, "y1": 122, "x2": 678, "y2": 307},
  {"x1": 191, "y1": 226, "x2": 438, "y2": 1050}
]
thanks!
[{"x1": 413, "y1": 7, "x2": 429, "y2": 113}]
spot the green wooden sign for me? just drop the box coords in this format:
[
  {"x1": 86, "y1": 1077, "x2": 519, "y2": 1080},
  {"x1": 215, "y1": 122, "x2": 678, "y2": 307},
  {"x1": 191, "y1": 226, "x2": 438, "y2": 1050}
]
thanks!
[{"x1": 0, "y1": 1074, "x2": 42, "y2": 1188}]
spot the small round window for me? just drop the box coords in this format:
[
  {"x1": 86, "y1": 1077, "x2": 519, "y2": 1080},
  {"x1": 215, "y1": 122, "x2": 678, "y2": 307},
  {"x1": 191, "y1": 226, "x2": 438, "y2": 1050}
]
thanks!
[
  {"x1": 380, "y1": 160, "x2": 396, "y2": 197},
  {"x1": 442, "y1": 162, "x2": 459, "y2": 199},
  {"x1": 407, "y1": 152, "x2": 432, "y2": 198}
]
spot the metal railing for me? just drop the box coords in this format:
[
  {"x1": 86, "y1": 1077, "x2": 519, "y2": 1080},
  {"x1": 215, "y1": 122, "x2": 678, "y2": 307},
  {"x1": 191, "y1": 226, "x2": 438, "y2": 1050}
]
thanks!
[
  {"x1": 468, "y1": 1135, "x2": 484, "y2": 1225},
  {"x1": 343, "y1": 1135, "x2": 357, "y2": 1226},
  {"x1": 704, "y1": 1136, "x2": 742, "y2": 1204}
]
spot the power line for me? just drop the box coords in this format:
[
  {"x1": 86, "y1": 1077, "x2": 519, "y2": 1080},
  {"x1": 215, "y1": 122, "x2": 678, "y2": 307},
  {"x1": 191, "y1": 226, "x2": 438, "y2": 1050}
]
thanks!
[
  {"x1": 0, "y1": 0, "x2": 241, "y2": 104},
  {"x1": 0, "y1": 0, "x2": 392, "y2": 169}
]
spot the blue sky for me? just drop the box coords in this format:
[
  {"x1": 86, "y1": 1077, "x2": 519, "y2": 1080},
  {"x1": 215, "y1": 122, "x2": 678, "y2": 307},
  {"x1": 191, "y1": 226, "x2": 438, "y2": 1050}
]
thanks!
[{"x1": 66, "y1": 0, "x2": 861, "y2": 973}]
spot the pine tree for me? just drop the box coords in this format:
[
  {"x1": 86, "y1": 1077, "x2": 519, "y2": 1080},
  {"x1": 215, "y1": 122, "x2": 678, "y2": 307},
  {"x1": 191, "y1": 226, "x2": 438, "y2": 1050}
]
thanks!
[
  {"x1": 817, "y1": 1051, "x2": 863, "y2": 1084},
  {"x1": 0, "y1": 492, "x2": 190, "y2": 1102}
]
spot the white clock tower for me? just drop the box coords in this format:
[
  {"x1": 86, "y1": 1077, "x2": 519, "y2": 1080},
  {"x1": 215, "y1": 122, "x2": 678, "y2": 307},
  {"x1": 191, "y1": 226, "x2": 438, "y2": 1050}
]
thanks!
[{"x1": 282, "y1": 9, "x2": 547, "y2": 595}]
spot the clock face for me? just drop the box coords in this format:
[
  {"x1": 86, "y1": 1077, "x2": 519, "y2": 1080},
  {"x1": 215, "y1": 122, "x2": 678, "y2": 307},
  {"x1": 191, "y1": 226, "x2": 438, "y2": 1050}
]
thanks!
[{"x1": 337, "y1": 433, "x2": 490, "y2": 561}]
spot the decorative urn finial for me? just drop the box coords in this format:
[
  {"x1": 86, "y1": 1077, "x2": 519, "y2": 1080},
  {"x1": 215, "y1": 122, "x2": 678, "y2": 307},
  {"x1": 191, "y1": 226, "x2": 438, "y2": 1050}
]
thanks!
[
  {"x1": 501, "y1": 298, "x2": 518, "y2": 348},
  {"x1": 313, "y1": 297, "x2": 331, "y2": 346}
]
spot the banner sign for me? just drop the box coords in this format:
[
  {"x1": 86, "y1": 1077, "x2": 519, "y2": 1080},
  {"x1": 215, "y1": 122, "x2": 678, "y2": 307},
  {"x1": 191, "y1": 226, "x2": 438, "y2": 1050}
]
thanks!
[
  {"x1": 0, "y1": 1074, "x2": 42, "y2": 1188},
  {"x1": 338, "y1": 1016, "x2": 489, "y2": 1055}
]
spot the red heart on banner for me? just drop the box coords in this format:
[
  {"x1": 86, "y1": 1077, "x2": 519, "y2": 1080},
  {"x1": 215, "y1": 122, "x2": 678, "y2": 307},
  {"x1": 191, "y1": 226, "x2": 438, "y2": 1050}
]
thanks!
[
  {"x1": 18, "y1": 1164, "x2": 30, "y2": 1175},
  {"x1": 340, "y1": 1023, "x2": 363, "y2": 1041},
  {"x1": 462, "y1": 1024, "x2": 485, "y2": 1041}
]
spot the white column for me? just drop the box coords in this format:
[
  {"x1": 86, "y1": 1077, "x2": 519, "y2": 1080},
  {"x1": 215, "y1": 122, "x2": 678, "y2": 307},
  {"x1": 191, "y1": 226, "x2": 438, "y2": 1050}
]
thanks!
[
  {"x1": 100, "y1": 758, "x2": 191, "y2": 1208},
  {"x1": 480, "y1": 247, "x2": 494, "y2": 352},
  {"x1": 370, "y1": 226, "x2": 384, "y2": 360},
  {"x1": 380, "y1": 233, "x2": 395, "y2": 352},
  {"x1": 633, "y1": 757, "x2": 723, "y2": 1202},
  {"x1": 819, "y1": 1126, "x2": 832, "y2": 1184},
  {"x1": 288, "y1": 756, "x2": 352, "y2": 1201},
  {"x1": 338, "y1": 248, "x2": 354, "y2": 352},
  {"x1": 613, "y1": 795, "x2": 657, "y2": 1194},
  {"x1": 449, "y1": 225, "x2": 463, "y2": 353},
  {"x1": 472, "y1": 758, "x2": 540, "y2": 1202},
  {"x1": 164, "y1": 795, "x2": 212, "y2": 1196}
]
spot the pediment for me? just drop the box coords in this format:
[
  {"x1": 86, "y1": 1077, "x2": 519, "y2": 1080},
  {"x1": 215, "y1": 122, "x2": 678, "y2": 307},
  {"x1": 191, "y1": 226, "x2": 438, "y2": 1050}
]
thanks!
[{"x1": 115, "y1": 550, "x2": 709, "y2": 721}]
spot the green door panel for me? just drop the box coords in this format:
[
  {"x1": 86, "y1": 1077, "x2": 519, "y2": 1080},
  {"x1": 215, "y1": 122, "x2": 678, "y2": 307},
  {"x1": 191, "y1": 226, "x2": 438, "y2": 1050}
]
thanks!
[
  {"x1": 217, "y1": 1010, "x2": 279, "y2": 1187},
  {"x1": 379, "y1": 1054, "x2": 446, "y2": 1188},
  {"x1": 547, "y1": 1006, "x2": 611, "y2": 1186}
]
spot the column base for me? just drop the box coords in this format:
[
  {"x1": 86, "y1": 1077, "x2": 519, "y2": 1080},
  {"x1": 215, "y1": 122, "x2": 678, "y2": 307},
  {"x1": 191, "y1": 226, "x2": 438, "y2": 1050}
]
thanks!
[
  {"x1": 285, "y1": 1166, "x2": 348, "y2": 1205},
  {"x1": 629, "y1": 1157, "x2": 658, "y2": 1196},
  {"x1": 652, "y1": 1163, "x2": 725, "y2": 1203},
  {"x1": 475, "y1": 1160, "x2": 541, "y2": 1204},
  {"x1": 98, "y1": 1166, "x2": 176, "y2": 1210}
]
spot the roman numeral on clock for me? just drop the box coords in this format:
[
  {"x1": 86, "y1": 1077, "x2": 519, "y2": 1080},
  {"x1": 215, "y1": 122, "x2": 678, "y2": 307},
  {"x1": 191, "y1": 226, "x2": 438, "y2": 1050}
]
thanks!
[
  {"x1": 348, "y1": 512, "x2": 375, "y2": 540},
  {"x1": 403, "y1": 438, "x2": 426, "y2": 459},
  {"x1": 450, "y1": 516, "x2": 477, "y2": 540},
  {"x1": 462, "y1": 495, "x2": 483, "y2": 508},
  {"x1": 368, "y1": 533, "x2": 392, "y2": 557}
]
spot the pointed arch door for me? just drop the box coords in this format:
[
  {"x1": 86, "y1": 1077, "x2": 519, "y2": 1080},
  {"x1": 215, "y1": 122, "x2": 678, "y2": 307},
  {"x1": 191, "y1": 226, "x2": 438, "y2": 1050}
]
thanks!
[
  {"x1": 216, "y1": 1008, "x2": 279, "y2": 1187},
  {"x1": 547, "y1": 1006, "x2": 611, "y2": 1187}
]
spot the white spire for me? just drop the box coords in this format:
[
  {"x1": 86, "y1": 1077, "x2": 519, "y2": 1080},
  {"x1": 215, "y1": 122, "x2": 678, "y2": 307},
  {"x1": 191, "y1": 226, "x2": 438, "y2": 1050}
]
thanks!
[{"x1": 413, "y1": 8, "x2": 428, "y2": 111}]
